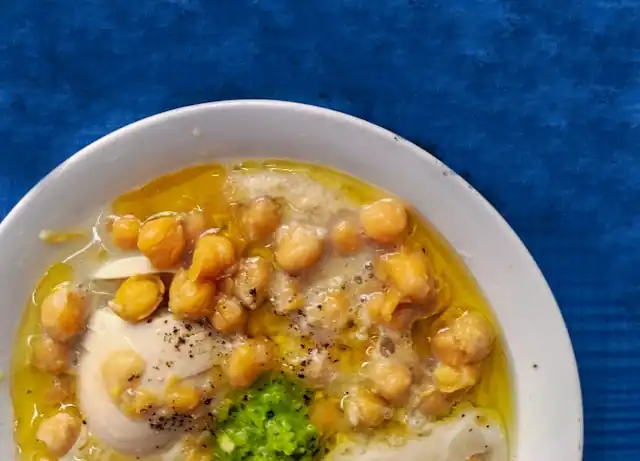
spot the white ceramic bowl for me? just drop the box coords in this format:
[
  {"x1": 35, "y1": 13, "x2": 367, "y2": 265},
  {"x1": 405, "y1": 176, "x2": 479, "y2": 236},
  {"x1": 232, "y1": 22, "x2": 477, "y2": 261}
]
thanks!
[{"x1": 0, "y1": 100, "x2": 582, "y2": 460}]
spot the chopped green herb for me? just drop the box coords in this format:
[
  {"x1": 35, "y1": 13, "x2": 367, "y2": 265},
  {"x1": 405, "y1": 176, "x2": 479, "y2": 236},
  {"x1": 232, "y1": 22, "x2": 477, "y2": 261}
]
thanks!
[{"x1": 212, "y1": 375, "x2": 321, "y2": 461}]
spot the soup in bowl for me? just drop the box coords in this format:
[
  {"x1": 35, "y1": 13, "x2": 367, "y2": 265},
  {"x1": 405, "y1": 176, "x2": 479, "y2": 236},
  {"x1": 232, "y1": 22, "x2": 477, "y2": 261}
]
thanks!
[{"x1": 0, "y1": 101, "x2": 582, "y2": 461}]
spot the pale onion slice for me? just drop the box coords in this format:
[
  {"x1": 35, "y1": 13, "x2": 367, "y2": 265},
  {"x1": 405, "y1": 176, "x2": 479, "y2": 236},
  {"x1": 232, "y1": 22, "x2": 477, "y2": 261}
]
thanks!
[{"x1": 91, "y1": 255, "x2": 176, "y2": 280}]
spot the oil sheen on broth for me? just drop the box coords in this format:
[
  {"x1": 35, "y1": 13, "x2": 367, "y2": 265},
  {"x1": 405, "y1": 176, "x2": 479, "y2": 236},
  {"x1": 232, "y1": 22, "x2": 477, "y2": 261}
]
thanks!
[{"x1": 11, "y1": 160, "x2": 512, "y2": 461}]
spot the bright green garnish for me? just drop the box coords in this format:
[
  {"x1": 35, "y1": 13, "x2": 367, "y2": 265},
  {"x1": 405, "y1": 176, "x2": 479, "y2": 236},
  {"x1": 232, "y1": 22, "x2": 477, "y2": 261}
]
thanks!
[{"x1": 213, "y1": 375, "x2": 322, "y2": 461}]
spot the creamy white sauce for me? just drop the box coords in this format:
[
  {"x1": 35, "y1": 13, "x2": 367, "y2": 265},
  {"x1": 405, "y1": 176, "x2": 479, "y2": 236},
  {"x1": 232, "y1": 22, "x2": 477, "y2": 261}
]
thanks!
[
  {"x1": 329, "y1": 410, "x2": 506, "y2": 461},
  {"x1": 77, "y1": 309, "x2": 226, "y2": 456}
]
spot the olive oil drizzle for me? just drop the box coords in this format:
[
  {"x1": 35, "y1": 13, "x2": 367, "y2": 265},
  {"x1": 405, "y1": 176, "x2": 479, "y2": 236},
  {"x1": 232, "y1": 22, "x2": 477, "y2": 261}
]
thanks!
[{"x1": 11, "y1": 160, "x2": 512, "y2": 460}]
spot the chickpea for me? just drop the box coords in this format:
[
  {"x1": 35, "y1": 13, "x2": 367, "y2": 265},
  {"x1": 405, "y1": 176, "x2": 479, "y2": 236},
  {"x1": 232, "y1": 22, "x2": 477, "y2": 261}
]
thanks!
[
  {"x1": 233, "y1": 256, "x2": 271, "y2": 309},
  {"x1": 365, "y1": 289, "x2": 402, "y2": 323},
  {"x1": 110, "y1": 216, "x2": 141, "y2": 250},
  {"x1": 101, "y1": 349, "x2": 146, "y2": 401},
  {"x1": 218, "y1": 277, "x2": 235, "y2": 296},
  {"x1": 213, "y1": 296, "x2": 247, "y2": 333},
  {"x1": 344, "y1": 389, "x2": 389, "y2": 428},
  {"x1": 183, "y1": 210, "x2": 206, "y2": 243},
  {"x1": 320, "y1": 291, "x2": 350, "y2": 329},
  {"x1": 188, "y1": 234, "x2": 236, "y2": 281},
  {"x1": 270, "y1": 271, "x2": 304, "y2": 314},
  {"x1": 164, "y1": 377, "x2": 201, "y2": 413},
  {"x1": 242, "y1": 196, "x2": 281, "y2": 242},
  {"x1": 330, "y1": 218, "x2": 361, "y2": 255},
  {"x1": 44, "y1": 376, "x2": 76, "y2": 406},
  {"x1": 120, "y1": 387, "x2": 159, "y2": 418},
  {"x1": 182, "y1": 439, "x2": 213, "y2": 461},
  {"x1": 228, "y1": 338, "x2": 273, "y2": 387},
  {"x1": 365, "y1": 292, "x2": 385, "y2": 322},
  {"x1": 369, "y1": 359, "x2": 412, "y2": 403},
  {"x1": 360, "y1": 198, "x2": 407, "y2": 243},
  {"x1": 275, "y1": 225, "x2": 325, "y2": 274},
  {"x1": 386, "y1": 304, "x2": 420, "y2": 331},
  {"x1": 432, "y1": 312, "x2": 496, "y2": 367},
  {"x1": 378, "y1": 251, "x2": 432, "y2": 303},
  {"x1": 432, "y1": 363, "x2": 479, "y2": 393},
  {"x1": 309, "y1": 399, "x2": 349, "y2": 436},
  {"x1": 169, "y1": 269, "x2": 216, "y2": 320},
  {"x1": 137, "y1": 216, "x2": 185, "y2": 269},
  {"x1": 36, "y1": 412, "x2": 81, "y2": 457},
  {"x1": 29, "y1": 335, "x2": 69, "y2": 375},
  {"x1": 417, "y1": 388, "x2": 453, "y2": 418},
  {"x1": 202, "y1": 366, "x2": 226, "y2": 398},
  {"x1": 185, "y1": 448, "x2": 213, "y2": 461},
  {"x1": 111, "y1": 275, "x2": 165, "y2": 322},
  {"x1": 40, "y1": 284, "x2": 85, "y2": 343},
  {"x1": 366, "y1": 290, "x2": 421, "y2": 331}
]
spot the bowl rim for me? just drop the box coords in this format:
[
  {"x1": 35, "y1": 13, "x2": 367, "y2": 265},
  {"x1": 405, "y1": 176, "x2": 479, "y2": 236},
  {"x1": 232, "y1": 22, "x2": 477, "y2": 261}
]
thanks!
[{"x1": 0, "y1": 99, "x2": 583, "y2": 460}]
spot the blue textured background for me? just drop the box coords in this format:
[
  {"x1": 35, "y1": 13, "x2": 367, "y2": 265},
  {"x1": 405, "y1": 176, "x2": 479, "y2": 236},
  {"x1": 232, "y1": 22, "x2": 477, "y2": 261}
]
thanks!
[{"x1": 1, "y1": 1, "x2": 639, "y2": 459}]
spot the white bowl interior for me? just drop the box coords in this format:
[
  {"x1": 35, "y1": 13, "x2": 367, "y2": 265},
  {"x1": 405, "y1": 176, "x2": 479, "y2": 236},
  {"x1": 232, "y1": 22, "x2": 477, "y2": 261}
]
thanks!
[{"x1": 0, "y1": 100, "x2": 582, "y2": 460}]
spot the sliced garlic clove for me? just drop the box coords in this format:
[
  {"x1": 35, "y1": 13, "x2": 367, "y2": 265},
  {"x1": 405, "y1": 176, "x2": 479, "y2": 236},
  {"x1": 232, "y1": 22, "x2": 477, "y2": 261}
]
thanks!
[{"x1": 91, "y1": 255, "x2": 176, "y2": 280}]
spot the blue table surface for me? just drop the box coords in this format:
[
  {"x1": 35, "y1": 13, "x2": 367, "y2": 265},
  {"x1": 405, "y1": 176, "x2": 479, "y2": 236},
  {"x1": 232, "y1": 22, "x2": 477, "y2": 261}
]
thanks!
[{"x1": 1, "y1": 0, "x2": 639, "y2": 459}]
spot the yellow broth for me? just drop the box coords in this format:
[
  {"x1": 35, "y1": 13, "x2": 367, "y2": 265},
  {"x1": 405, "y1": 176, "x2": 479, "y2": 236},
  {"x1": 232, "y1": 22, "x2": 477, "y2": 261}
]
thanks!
[
  {"x1": 11, "y1": 160, "x2": 512, "y2": 460},
  {"x1": 11, "y1": 263, "x2": 79, "y2": 461}
]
